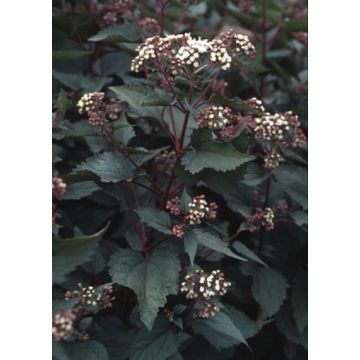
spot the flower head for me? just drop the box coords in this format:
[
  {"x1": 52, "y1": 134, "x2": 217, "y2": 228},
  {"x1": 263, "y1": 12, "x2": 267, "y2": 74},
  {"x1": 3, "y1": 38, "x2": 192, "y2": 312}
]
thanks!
[
  {"x1": 131, "y1": 30, "x2": 255, "y2": 77},
  {"x1": 247, "y1": 207, "x2": 275, "y2": 232},
  {"x1": 52, "y1": 177, "x2": 67, "y2": 197},
  {"x1": 77, "y1": 93, "x2": 121, "y2": 126},
  {"x1": 52, "y1": 310, "x2": 76, "y2": 341},
  {"x1": 186, "y1": 195, "x2": 218, "y2": 225},
  {"x1": 181, "y1": 268, "x2": 231, "y2": 318},
  {"x1": 155, "y1": 150, "x2": 177, "y2": 172}
]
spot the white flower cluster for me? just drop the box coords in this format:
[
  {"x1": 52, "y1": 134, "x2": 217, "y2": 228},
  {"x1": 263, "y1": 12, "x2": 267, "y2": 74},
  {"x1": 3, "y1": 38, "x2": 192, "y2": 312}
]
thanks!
[
  {"x1": 80, "y1": 285, "x2": 99, "y2": 307},
  {"x1": 186, "y1": 195, "x2": 217, "y2": 225},
  {"x1": 131, "y1": 30, "x2": 255, "y2": 74},
  {"x1": 77, "y1": 92, "x2": 105, "y2": 115},
  {"x1": 249, "y1": 109, "x2": 306, "y2": 170},
  {"x1": 52, "y1": 310, "x2": 76, "y2": 342},
  {"x1": 77, "y1": 93, "x2": 121, "y2": 126},
  {"x1": 264, "y1": 150, "x2": 281, "y2": 170},
  {"x1": 77, "y1": 92, "x2": 106, "y2": 126},
  {"x1": 197, "y1": 106, "x2": 233, "y2": 129},
  {"x1": 252, "y1": 113, "x2": 291, "y2": 142},
  {"x1": 176, "y1": 37, "x2": 211, "y2": 68},
  {"x1": 209, "y1": 39, "x2": 233, "y2": 70},
  {"x1": 248, "y1": 207, "x2": 275, "y2": 232},
  {"x1": 65, "y1": 283, "x2": 113, "y2": 310},
  {"x1": 180, "y1": 269, "x2": 231, "y2": 300}
]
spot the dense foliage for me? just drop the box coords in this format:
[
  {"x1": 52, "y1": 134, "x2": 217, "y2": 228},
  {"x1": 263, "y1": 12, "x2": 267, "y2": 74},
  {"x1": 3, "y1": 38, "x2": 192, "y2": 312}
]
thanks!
[{"x1": 52, "y1": 0, "x2": 308, "y2": 359}]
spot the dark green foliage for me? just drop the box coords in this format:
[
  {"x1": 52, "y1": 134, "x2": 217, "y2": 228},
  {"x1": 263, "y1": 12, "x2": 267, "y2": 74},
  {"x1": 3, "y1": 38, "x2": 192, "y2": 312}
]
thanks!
[{"x1": 52, "y1": 0, "x2": 307, "y2": 358}]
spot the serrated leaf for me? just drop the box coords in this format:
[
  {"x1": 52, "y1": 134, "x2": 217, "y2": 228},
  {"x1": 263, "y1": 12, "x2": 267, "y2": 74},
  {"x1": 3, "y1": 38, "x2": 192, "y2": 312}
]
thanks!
[
  {"x1": 291, "y1": 272, "x2": 308, "y2": 333},
  {"x1": 251, "y1": 268, "x2": 289, "y2": 318},
  {"x1": 273, "y1": 165, "x2": 307, "y2": 209},
  {"x1": 91, "y1": 316, "x2": 131, "y2": 360},
  {"x1": 130, "y1": 317, "x2": 178, "y2": 360},
  {"x1": 53, "y1": 223, "x2": 109, "y2": 283},
  {"x1": 140, "y1": 92, "x2": 175, "y2": 106},
  {"x1": 226, "y1": 306, "x2": 259, "y2": 340},
  {"x1": 136, "y1": 208, "x2": 172, "y2": 235},
  {"x1": 183, "y1": 229, "x2": 198, "y2": 266},
  {"x1": 53, "y1": 342, "x2": 70, "y2": 360},
  {"x1": 62, "y1": 181, "x2": 100, "y2": 200},
  {"x1": 223, "y1": 183, "x2": 254, "y2": 217},
  {"x1": 233, "y1": 241, "x2": 267, "y2": 266},
  {"x1": 114, "y1": 122, "x2": 135, "y2": 145},
  {"x1": 110, "y1": 85, "x2": 162, "y2": 118},
  {"x1": 181, "y1": 142, "x2": 255, "y2": 174},
  {"x1": 193, "y1": 229, "x2": 247, "y2": 261},
  {"x1": 241, "y1": 163, "x2": 269, "y2": 186},
  {"x1": 53, "y1": 71, "x2": 111, "y2": 92},
  {"x1": 290, "y1": 210, "x2": 308, "y2": 226},
  {"x1": 129, "y1": 146, "x2": 168, "y2": 166},
  {"x1": 61, "y1": 341, "x2": 109, "y2": 360},
  {"x1": 192, "y1": 311, "x2": 248, "y2": 350},
  {"x1": 109, "y1": 248, "x2": 181, "y2": 330},
  {"x1": 89, "y1": 23, "x2": 141, "y2": 42},
  {"x1": 276, "y1": 304, "x2": 307, "y2": 349},
  {"x1": 74, "y1": 152, "x2": 134, "y2": 182}
]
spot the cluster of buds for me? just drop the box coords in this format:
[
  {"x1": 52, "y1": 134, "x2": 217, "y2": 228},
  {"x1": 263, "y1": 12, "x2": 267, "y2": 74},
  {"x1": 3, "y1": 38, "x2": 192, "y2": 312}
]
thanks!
[
  {"x1": 114, "y1": 0, "x2": 134, "y2": 10},
  {"x1": 171, "y1": 223, "x2": 185, "y2": 238},
  {"x1": 247, "y1": 207, "x2": 275, "y2": 232},
  {"x1": 99, "y1": 10, "x2": 120, "y2": 28},
  {"x1": 52, "y1": 177, "x2": 65, "y2": 222},
  {"x1": 166, "y1": 196, "x2": 182, "y2": 215},
  {"x1": 131, "y1": 30, "x2": 255, "y2": 76},
  {"x1": 164, "y1": 308, "x2": 175, "y2": 322},
  {"x1": 197, "y1": 98, "x2": 265, "y2": 141},
  {"x1": 263, "y1": 149, "x2": 282, "y2": 170},
  {"x1": 166, "y1": 195, "x2": 218, "y2": 238},
  {"x1": 52, "y1": 177, "x2": 67, "y2": 197},
  {"x1": 237, "y1": 0, "x2": 254, "y2": 11},
  {"x1": 138, "y1": 17, "x2": 160, "y2": 36},
  {"x1": 180, "y1": 269, "x2": 231, "y2": 318},
  {"x1": 53, "y1": 284, "x2": 114, "y2": 341},
  {"x1": 77, "y1": 92, "x2": 106, "y2": 126},
  {"x1": 154, "y1": 150, "x2": 176, "y2": 172},
  {"x1": 198, "y1": 303, "x2": 220, "y2": 318},
  {"x1": 99, "y1": 0, "x2": 135, "y2": 28},
  {"x1": 77, "y1": 92, "x2": 121, "y2": 126},
  {"x1": 186, "y1": 195, "x2": 218, "y2": 225},
  {"x1": 65, "y1": 283, "x2": 114, "y2": 312},
  {"x1": 196, "y1": 105, "x2": 246, "y2": 141},
  {"x1": 250, "y1": 111, "x2": 306, "y2": 146},
  {"x1": 52, "y1": 310, "x2": 76, "y2": 341},
  {"x1": 244, "y1": 97, "x2": 266, "y2": 113},
  {"x1": 216, "y1": 29, "x2": 256, "y2": 59},
  {"x1": 181, "y1": 269, "x2": 231, "y2": 299},
  {"x1": 249, "y1": 110, "x2": 306, "y2": 170}
]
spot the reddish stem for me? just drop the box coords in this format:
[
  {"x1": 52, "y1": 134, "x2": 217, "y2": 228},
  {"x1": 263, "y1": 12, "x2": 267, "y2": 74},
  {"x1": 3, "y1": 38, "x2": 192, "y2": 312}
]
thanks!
[{"x1": 101, "y1": 124, "x2": 163, "y2": 196}]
